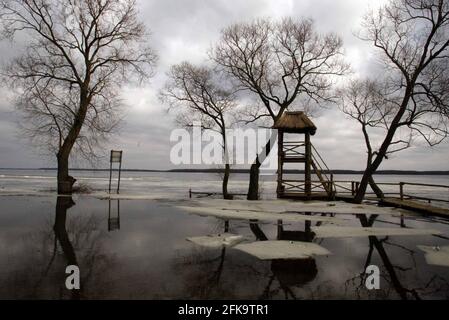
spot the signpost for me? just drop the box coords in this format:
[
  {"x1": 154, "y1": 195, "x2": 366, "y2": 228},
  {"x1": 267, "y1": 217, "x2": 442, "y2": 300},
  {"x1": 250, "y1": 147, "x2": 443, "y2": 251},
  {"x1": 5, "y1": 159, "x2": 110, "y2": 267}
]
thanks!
[{"x1": 109, "y1": 150, "x2": 123, "y2": 194}]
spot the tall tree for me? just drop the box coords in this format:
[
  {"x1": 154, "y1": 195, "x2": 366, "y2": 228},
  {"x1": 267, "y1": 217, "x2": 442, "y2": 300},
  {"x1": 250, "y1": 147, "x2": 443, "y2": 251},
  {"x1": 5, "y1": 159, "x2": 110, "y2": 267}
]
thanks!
[
  {"x1": 0, "y1": 0, "x2": 156, "y2": 194},
  {"x1": 338, "y1": 79, "x2": 403, "y2": 199},
  {"x1": 352, "y1": 0, "x2": 449, "y2": 203},
  {"x1": 161, "y1": 62, "x2": 235, "y2": 199},
  {"x1": 213, "y1": 17, "x2": 348, "y2": 200}
]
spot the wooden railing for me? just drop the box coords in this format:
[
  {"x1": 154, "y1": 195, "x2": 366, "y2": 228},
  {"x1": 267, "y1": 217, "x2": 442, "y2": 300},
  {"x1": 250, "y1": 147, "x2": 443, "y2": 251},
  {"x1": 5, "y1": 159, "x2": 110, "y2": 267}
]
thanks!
[
  {"x1": 332, "y1": 180, "x2": 449, "y2": 204},
  {"x1": 398, "y1": 182, "x2": 449, "y2": 204},
  {"x1": 282, "y1": 180, "x2": 334, "y2": 194},
  {"x1": 282, "y1": 141, "x2": 306, "y2": 158}
]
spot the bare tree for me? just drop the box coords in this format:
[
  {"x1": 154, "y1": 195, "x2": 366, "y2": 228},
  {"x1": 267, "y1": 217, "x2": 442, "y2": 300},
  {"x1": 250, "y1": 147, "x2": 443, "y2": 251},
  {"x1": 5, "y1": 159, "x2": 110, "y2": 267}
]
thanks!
[
  {"x1": 351, "y1": 0, "x2": 449, "y2": 203},
  {"x1": 338, "y1": 79, "x2": 405, "y2": 199},
  {"x1": 213, "y1": 17, "x2": 348, "y2": 200},
  {"x1": 0, "y1": 0, "x2": 157, "y2": 194},
  {"x1": 161, "y1": 62, "x2": 235, "y2": 200}
]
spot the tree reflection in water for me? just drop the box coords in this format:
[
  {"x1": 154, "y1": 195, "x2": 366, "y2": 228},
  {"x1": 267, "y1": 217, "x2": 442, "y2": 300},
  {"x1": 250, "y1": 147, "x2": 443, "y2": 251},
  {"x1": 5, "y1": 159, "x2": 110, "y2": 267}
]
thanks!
[
  {"x1": 344, "y1": 214, "x2": 449, "y2": 300},
  {"x1": 10, "y1": 197, "x2": 113, "y2": 299},
  {"x1": 174, "y1": 219, "x2": 232, "y2": 299},
  {"x1": 175, "y1": 216, "x2": 322, "y2": 300},
  {"x1": 175, "y1": 211, "x2": 449, "y2": 300},
  {"x1": 53, "y1": 197, "x2": 81, "y2": 299}
]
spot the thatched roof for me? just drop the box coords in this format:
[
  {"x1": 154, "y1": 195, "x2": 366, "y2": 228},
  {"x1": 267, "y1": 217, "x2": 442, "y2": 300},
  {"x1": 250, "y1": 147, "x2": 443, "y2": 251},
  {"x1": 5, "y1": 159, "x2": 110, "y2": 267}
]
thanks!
[{"x1": 273, "y1": 111, "x2": 317, "y2": 135}]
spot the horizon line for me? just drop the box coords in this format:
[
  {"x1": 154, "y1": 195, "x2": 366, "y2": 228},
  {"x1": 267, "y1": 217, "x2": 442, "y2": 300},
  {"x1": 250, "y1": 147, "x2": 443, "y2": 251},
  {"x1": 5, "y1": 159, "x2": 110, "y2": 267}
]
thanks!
[{"x1": 1, "y1": 168, "x2": 449, "y2": 175}]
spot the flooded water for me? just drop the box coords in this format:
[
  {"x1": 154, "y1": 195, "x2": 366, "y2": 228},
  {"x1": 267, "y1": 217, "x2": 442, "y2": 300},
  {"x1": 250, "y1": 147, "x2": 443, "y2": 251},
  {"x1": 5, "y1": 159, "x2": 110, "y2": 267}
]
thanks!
[
  {"x1": 1, "y1": 169, "x2": 448, "y2": 204},
  {"x1": 1, "y1": 195, "x2": 448, "y2": 300}
]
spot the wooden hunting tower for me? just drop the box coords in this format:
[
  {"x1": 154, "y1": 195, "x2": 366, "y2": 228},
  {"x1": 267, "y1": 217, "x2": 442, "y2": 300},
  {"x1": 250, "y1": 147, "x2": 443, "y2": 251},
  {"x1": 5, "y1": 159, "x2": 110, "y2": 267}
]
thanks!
[{"x1": 274, "y1": 111, "x2": 335, "y2": 200}]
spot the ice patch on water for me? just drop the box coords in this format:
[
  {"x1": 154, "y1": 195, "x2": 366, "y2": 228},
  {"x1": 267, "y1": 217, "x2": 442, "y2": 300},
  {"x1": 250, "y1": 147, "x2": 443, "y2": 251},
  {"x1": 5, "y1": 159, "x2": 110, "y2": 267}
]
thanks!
[
  {"x1": 312, "y1": 226, "x2": 442, "y2": 238},
  {"x1": 418, "y1": 245, "x2": 449, "y2": 267},
  {"x1": 234, "y1": 241, "x2": 330, "y2": 260},
  {"x1": 187, "y1": 233, "x2": 245, "y2": 249}
]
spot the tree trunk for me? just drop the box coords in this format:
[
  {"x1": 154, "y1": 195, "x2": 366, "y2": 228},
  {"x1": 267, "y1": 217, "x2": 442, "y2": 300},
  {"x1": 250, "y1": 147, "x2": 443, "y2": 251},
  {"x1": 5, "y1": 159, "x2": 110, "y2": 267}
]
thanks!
[
  {"x1": 247, "y1": 159, "x2": 261, "y2": 200},
  {"x1": 56, "y1": 87, "x2": 91, "y2": 195},
  {"x1": 354, "y1": 166, "x2": 375, "y2": 203},
  {"x1": 354, "y1": 87, "x2": 413, "y2": 203},
  {"x1": 222, "y1": 164, "x2": 233, "y2": 200},
  {"x1": 247, "y1": 131, "x2": 278, "y2": 200},
  {"x1": 57, "y1": 151, "x2": 76, "y2": 195},
  {"x1": 369, "y1": 176, "x2": 384, "y2": 199}
]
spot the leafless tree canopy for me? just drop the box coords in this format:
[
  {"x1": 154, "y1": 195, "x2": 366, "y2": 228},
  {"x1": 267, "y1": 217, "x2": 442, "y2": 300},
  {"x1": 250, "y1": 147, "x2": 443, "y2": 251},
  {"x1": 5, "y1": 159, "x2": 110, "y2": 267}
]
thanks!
[
  {"x1": 338, "y1": 79, "x2": 412, "y2": 157},
  {"x1": 161, "y1": 62, "x2": 235, "y2": 199},
  {"x1": 347, "y1": 0, "x2": 449, "y2": 202},
  {"x1": 360, "y1": 0, "x2": 449, "y2": 146},
  {"x1": 213, "y1": 17, "x2": 349, "y2": 122},
  {"x1": 161, "y1": 62, "x2": 235, "y2": 136},
  {"x1": 213, "y1": 17, "x2": 349, "y2": 200},
  {"x1": 0, "y1": 0, "x2": 157, "y2": 160}
]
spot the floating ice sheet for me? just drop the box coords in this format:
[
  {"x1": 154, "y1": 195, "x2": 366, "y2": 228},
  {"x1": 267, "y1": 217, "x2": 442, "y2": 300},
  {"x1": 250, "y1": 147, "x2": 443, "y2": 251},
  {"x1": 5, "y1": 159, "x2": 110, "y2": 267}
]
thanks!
[
  {"x1": 234, "y1": 240, "x2": 330, "y2": 260},
  {"x1": 186, "y1": 233, "x2": 245, "y2": 249},
  {"x1": 418, "y1": 245, "x2": 449, "y2": 267},
  {"x1": 177, "y1": 206, "x2": 347, "y2": 224},
  {"x1": 188, "y1": 199, "x2": 413, "y2": 216},
  {"x1": 312, "y1": 226, "x2": 442, "y2": 238}
]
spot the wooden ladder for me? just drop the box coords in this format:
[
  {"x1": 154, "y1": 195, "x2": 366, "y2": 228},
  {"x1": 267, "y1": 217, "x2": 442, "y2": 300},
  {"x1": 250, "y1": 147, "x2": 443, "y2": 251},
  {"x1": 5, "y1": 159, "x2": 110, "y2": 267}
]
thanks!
[{"x1": 311, "y1": 144, "x2": 335, "y2": 198}]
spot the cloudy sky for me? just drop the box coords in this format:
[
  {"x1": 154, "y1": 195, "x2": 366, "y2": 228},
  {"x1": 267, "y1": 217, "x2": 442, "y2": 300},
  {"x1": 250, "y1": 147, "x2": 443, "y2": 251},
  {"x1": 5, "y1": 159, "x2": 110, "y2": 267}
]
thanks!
[{"x1": 0, "y1": 0, "x2": 448, "y2": 171}]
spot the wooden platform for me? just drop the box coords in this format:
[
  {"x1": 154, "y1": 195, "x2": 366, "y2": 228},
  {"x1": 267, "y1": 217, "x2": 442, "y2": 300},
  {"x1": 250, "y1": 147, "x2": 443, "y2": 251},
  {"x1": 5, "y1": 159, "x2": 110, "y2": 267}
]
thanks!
[
  {"x1": 380, "y1": 198, "x2": 449, "y2": 217},
  {"x1": 335, "y1": 195, "x2": 449, "y2": 217}
]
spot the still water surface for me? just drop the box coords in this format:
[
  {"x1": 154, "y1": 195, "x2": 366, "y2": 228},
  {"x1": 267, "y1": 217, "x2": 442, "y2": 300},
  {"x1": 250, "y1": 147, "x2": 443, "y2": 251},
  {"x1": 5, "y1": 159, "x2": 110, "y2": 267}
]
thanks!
[{"x1": 0, "y1": 195, "x2": 448, "y2": 299}]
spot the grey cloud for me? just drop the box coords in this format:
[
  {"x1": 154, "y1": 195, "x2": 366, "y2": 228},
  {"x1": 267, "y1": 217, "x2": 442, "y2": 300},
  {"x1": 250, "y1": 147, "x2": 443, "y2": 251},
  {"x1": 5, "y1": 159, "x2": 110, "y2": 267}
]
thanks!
[{"x1": 0, "y1": 0, "x2": 448, "y2": 170}]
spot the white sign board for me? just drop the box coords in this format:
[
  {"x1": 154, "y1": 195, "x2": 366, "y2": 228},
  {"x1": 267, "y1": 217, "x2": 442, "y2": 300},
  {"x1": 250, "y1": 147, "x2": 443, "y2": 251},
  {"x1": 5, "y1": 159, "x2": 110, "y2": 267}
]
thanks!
[{"x1": 110, "y1": 150, "x2": 122, "y2": 163}]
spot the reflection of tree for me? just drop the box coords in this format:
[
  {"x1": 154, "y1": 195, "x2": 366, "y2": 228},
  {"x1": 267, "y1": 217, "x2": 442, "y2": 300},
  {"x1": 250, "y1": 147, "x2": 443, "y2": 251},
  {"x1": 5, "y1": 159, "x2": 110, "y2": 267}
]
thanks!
[
  {"x1": 175, "y1": 214, "x2": 449, "y2": 300},
  {"x1": 7, "y1": 197, "x2": 113, "y2": 299},
  {"x1": 345, "y1": 214, "x2": 449, "y2": 300},
  {"x1": 174, "y1": 220, "x2": 231, "y2": 299},
  {"x1": 53, "y1": 196, "x2": 81, "y2": 299}
]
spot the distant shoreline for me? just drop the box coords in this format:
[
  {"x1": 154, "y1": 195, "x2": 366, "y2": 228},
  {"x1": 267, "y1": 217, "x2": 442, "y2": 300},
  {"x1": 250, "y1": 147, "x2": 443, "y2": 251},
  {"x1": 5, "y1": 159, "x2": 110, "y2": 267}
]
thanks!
[{"x1": 1, "y1": 168, "x2": 449, "y2": 175}]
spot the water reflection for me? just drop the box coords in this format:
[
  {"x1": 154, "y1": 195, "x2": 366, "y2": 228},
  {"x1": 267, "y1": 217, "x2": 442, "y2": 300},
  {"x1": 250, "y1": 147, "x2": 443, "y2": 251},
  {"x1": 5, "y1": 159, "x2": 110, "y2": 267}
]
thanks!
[
  {"x1": 174, "y1": 219, "x2": 231, "y2": 298},
  {"x1": 250, "y1": 218, "x2": 318, "y2": 300},
  {"x1": 177, "y1": 212, "x2": 449, "y2": 300},
  {"x1": 108, "y1": 199, "x2": 121, "y2": 232},
  {"x1": 345, "y1": 214, "x2": 449, "y2": 300},
  {"x1": 53, "y1": 197, "x2": 81, "y2": 299},
  {"x1": 1, "y1": 196, "x2": 449, "y2": 299},
  {"x1": 12, "y1": 197, "x2": 111, "y2": 299}
]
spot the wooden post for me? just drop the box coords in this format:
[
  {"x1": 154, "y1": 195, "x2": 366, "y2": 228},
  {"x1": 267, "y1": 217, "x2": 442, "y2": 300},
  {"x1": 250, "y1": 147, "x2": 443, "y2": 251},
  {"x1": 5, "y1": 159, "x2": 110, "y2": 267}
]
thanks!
[
  {"x1": 305, "y1": 132, "x2": 312, "y2": 199},
  {"x1": 330, "y1": 173, "x2": 334, "y2": 199},
  {"x1": 351, "y1": 181, "x2": 355, "y2": 196},
  {"x1": 277, "y1": 219, "x2": 283, "y2": 240},
  {"x1": 277, "y1": 130, "x2": 284, "y2": 198},
  {"x1": 108, "y1": 161, "x2": 113, "y2": 194},
  {"x1": 109, "y1": 150, "x2": 123, "y2": 194},
  {"x1": 117, "y1": 154, "x2": 122, "y2": 194},
  {"x1": 189, "y1": 188, "x2": 192, "y2": 198},
  {"x1": 400, "y1": 182, "x2": 404, "y2": 201},
  {"x1": 108, "y1": 199, "x2": 111, "y2": 231},
  {"x1": 117, "y1": 199, "x2": 120, "y2": 230}
]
